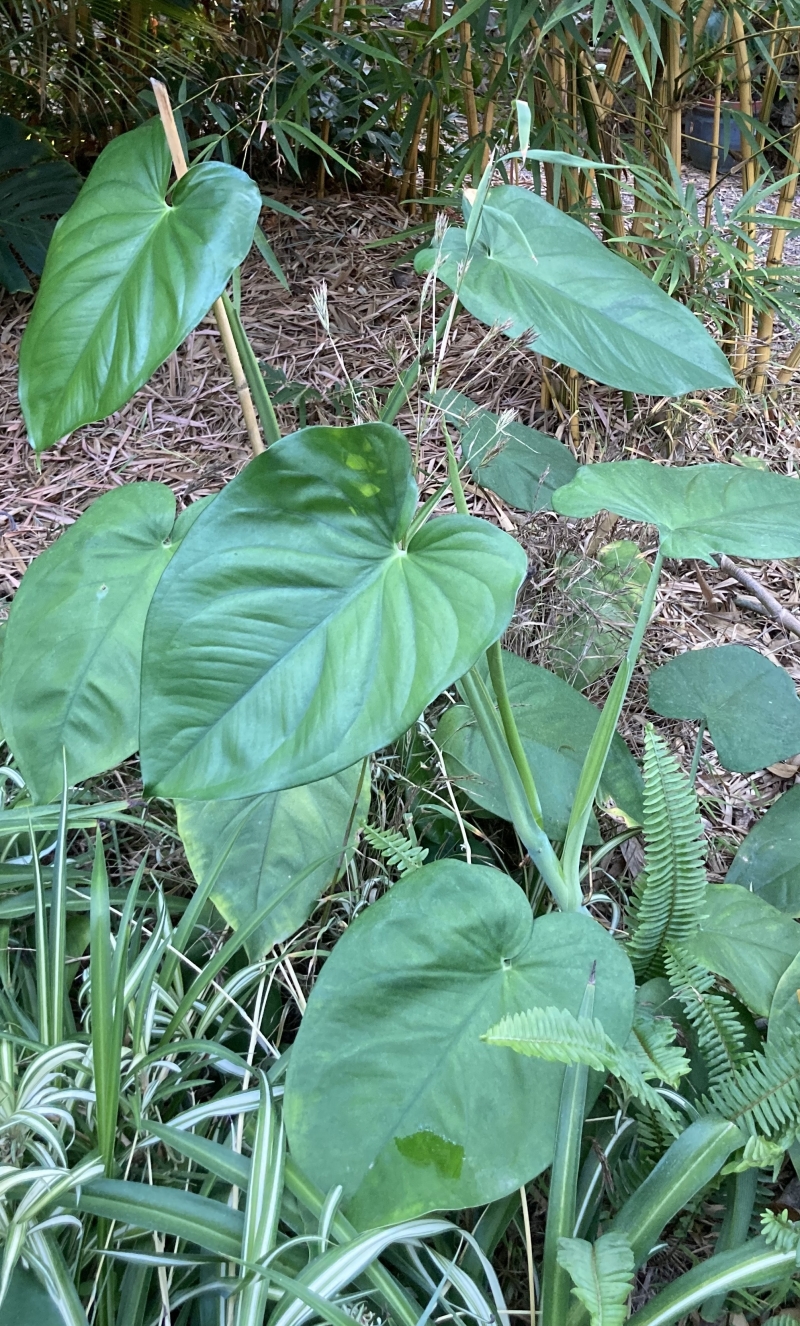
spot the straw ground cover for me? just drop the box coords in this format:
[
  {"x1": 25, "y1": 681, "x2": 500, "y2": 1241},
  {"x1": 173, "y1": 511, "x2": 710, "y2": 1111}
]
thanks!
[{"x1": 2, "y1": 174, "x2": 800, "y2": 1323}]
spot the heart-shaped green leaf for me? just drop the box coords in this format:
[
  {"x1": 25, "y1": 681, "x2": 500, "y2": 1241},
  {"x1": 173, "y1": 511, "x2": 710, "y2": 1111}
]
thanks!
[
  {"x1": 284, "y1": 859, "x2": 635, "y2": 1226},
  {"x1": 683, "y1": 883, "x2": 800, "y2": 1017},
  {"x1": 140, "y1": 423, "x2": 526, "y2": 800},
  {"x1": 0, "y1": 483, "x2": 188, "y2": 804},
  {"x1": 177, "y1": 763, "x2": 370, "y2": 959},
  {"x1": 415, "y1": 186, "x2": 734, "y2": 395},
  {"x1": 649, "y1": 645, "x2": 800, "y2": 773},
  {"x1": 436, "y1": 650, "x2": 643, "y2": 840},
  {"x1": 727, "y1": 786, "x2": 800, "y2": 916},
  {"x1": 552, "y1": 461, "x2": 800, "y2": 562},
  {"x1": 18, "y1": 119, "x2": 261, "y2": 452},
  {"x1": 430, "y1": 387, "x2": 577, "y2": 512}
]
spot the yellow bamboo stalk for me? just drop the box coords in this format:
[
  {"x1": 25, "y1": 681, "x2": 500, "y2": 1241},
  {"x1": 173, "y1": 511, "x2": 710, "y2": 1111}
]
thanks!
[
  {"x1": 460, "y1": 22, "x2": 480, "y2": 143},
  {"x1": 665, "y1": 0, "x2": 687, "y2": 168},
  {"x1": 150, "y1": 79, "x2": 263, "y2": 457},
  {"x1": 729, "y1": 9, "x2": 756, "y2": 378},
  {"x1": 703, "y1": 56, "x2": 724, "y2": 228},
  {"x1": 599, "y1": 37, "x2": 629, "y2": 112},
  {"x1": 751, "y1": 111, "x2": 800, "y2": 393},
  {"x1": 316, "y1": 0, "x2": 345, "y2": 197},
  {"x1": 777, "y1": 339, "x2": 800, "y2": 385},
  {"x1": 680, "y1": 0, "x2": 716, "y2": 76},
  {"x1": 480, "y1": 50, "x2": 504, "y2": 175}
]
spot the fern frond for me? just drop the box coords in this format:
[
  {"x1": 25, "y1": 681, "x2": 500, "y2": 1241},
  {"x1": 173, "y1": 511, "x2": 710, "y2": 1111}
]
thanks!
[
  {"x1": 722, "y1": 1133, "x2": 787, "y2": 1177},
  {"x1": 626, "y1": 728, "x2": 707, "y2": 977},
  {"x1": 761, "y1": 1209, "x2": 800, "y2": 1257},
  {"x1": 361, "y1": 825, "x2": 428, "y2": 874},
  {"x1": 626, "y1": 1005, "x2": 690, "y2": 1089},
  {"x1": 483, "y1": 1007, "x2": 612, "y2": 1069},
  {"x1": 706, "y1": 1038, "x2": 800, "y2": 1141},
  {"x1": 483, "y1": 1007, "x2": 679, "y2": 1124},
  {"x1": 664, "y1": 946, "x2": 748, "y2": 1090},
  {"x1": 557, "y1": 1233, "x2": 635, "y2": 1326}
]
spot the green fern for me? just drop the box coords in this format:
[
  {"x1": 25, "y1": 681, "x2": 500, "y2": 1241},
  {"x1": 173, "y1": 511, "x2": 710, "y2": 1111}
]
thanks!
[
  {"x1": 557, "y1": 1233, "x2": 635, "y2": 1326},
  {"x1": 361, "y1": 824, "x2": 428, "y2": 874},
  {"x1": 626, "y1": 1004, "x2": 690, "y2": 1089},
  {"x1": 664, "y1": 947, "x2": 748, "y2": 1090},
  {"x1": 626, "y1": 727, "x2": 707, "y2": 977},
  {"x1": 483, "y1": 1006, "x2": 679, "y2": 1124},
  {"x1": 705, "y1": 1038, "x2": 800, "y2": 1142},
  {"x1": 761, "y1": 1209, "x2": 800, "y2": 1258}
]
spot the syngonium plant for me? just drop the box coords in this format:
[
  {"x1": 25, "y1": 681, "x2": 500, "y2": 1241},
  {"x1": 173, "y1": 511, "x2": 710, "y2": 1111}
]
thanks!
[{"x1": 4, "y1": 103, "x2": 800, "y2": 1325}]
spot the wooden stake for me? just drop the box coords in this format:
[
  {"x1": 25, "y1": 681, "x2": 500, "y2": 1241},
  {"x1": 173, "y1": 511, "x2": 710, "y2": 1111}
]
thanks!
[{"x1": 150, "y1": 79, "x2": 263, "y2": 456}]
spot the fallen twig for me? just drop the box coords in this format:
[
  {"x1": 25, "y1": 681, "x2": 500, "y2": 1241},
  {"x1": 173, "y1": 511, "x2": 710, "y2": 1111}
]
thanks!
[{"x1": 713, "y1": 553, "x2": 800, "y2": 640}]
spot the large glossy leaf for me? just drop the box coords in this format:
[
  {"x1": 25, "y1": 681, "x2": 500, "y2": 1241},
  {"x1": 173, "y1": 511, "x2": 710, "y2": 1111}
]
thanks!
[
  {"x1": 415, "y1": 186, "x2": 734, "y2": 395},
  {"x1": 0, "y1": 483, "x2": 194, "y2": 804},
  {"x1": 649, "y1": 645, "x2": 800, "y2": 773},
  {"x1": 726, "y1": 786, "x2": 800, "y2": 916},
  {"x1": 683, "y1": 883, "x2": 800, "y2": 1017},
  {"x1": 436, "y1": 650, "x2": 643, "y2": 841},
  {"x1": 0, "y1": 115, "x2": 81, "y2": 294},
  {"x1": 18, "y1": 119, "x2": 261, "y2": 452},
  {"x1": 430, "y1": 387, "x2": 577, "y2": 512},
  {"x1": 140, "y1": 423, "x2": 526, "y2": 800},
  {"x1": 177, "y1": 763, "x2": 370, "y2": 958},
  {"x1": 552, "y1": 462, "x2": 800, "y2": 562},
  {"x1": 284, "y1": 859, "x2": 635, "y2": 1226}
]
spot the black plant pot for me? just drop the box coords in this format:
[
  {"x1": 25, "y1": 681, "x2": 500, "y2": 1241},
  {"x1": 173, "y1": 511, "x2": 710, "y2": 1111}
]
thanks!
[{"x1": 683, "y1": 102, "x2": 743, "y2": 173}]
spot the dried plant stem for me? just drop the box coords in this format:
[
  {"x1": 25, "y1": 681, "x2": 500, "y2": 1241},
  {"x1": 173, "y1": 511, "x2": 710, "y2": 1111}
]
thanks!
[
  {"x1": 713, "y1": 554, "x2": 800, "y2": 638},
  {"x1": 150, "y1": 79, "x2": 263, "y2": 457}
]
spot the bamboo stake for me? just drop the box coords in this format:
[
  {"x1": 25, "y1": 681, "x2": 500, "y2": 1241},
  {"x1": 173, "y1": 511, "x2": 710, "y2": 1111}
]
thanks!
[
  {"x1": 151, "y1": 79, "x2": 263, "y2": 457},
  {"x1": 703, "y1": 54, "x2": 724, "y2": 229},
  {"x1": 751, "y1": 110, "x2": 800, "y2": 393}
]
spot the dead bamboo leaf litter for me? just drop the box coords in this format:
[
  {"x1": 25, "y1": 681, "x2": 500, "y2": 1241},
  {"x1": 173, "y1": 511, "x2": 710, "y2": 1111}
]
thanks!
[{"x1": 1, "y1": 186, "x2": 799, "y2": 880}]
